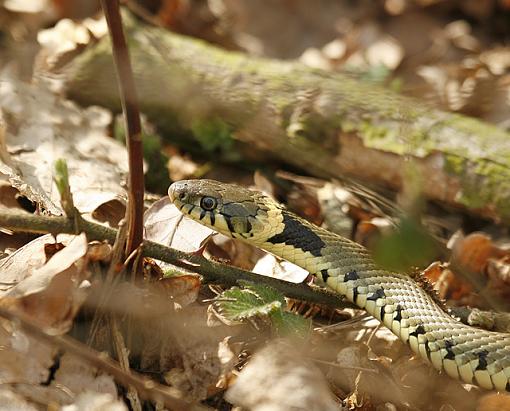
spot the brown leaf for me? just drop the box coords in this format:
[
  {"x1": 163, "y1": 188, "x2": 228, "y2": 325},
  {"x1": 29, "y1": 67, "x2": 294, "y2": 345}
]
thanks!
[
  {"x1": 0, "y1": 388, "x2": 39, "y2": 411},
  {"x1": 0, "y1": 234, "x2": 54, "y2": 292},
  {"x1": 252, "y1": 253, "x2": 309, "y2": 283},
  {"x1": 450, "y1": 232, "x2": 507, "y2": 275},
  {"x1": 477, "y1": 393, "x2": 510, "y2": 411},
  {"x1": 0, "y1": 77, "x2": 127, "y2": 216},
  {"x1": 159, "y1": 274, "x2": 201, "y2": 308},
  {"x1": 0, "y1": 233, "x2": 90, "y2": 332},
  {"x1": 226, "y1": 340, "x2": 338, "y2": 411},
  {"x1": 423, "y1": 261, "x2": 472, "y2": 301},
  {"x1": 144, "y1": 197, "x2": 214, "y2": 253},
  {"x1": 52, "y1": 354, "x2": 118, "y2": 401},
  {"x1": 0, "y1": 321, "x2": 56, "y2": 385}
]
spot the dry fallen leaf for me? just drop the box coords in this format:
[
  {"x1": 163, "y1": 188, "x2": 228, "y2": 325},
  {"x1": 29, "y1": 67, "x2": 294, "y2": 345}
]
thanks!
[
  {"x1": 0, "y1": 233, "x2": 55, "y2": 291},
  {"x1": 0, "y1": 388, "x2": 39, "y2": 411},
  {"x1": 422, "y1": 261, "x2": 472, "y2": 301},
  {"x1": 157, "y1": 307, "x2": 231, "y2": 401},
  {"x1": 159, "y1": 274, "x2": 201, "y2": 308},
  {"x1": 0, "y1": 76, "x2": 128, "y2": 216},
  {"x1": 252, "y1": 253, "x2": 309, "y2": 283},
  {"x1": 477, "y1": 393, "x2": 510, "y2": 411},
  {"x1": 61, "y1": 392, "x2": 127, "y2": 411},
  {"x1": 167, "y1": 154, "x2": 199, "y2": 182},
  {"x1": 333, "y1": 343, "x2": 410, "y2": 407},
  {"x1": 0, "y1": 233, "x2": 90, "y2": 332},
  {"x1": 226, "y1": 339, "x2": 338, "y2": 411},
  {"x1": 0, "y1": 320, "x2": 56, "y2": 385},
  {"x1": 450, "y1": 232, "x2": 508, "y2": 275},
  {"x1": 52, "y1": 354, "x2": 119, "y2": 401},
  {"x1": 144, "y1": 196, "x2": 215, "y2": 253},
  {"x1": 365, "y1": 35, "x2": 404, "y2": 70}
]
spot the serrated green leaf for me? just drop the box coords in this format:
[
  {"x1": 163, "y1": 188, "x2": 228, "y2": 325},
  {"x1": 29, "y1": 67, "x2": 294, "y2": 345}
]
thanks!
[
  {"x1": 238, "y1": 281, "x2": 286, "y2": 306},
  {"x1": 216, "y1": 287, "x2": 283, "y2": 321},
  {"x1": 270, "y1": 310, "x2": 312, "y2": 338}
]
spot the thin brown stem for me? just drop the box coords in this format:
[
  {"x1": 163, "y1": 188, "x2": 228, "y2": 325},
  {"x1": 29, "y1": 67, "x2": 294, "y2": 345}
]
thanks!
[{"x1": 100, "y1": 1, "x2": 145, "y2": 257}]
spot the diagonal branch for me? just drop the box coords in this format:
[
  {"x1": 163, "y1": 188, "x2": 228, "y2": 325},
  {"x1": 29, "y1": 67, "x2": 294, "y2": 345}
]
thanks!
[
  {"x1": 0, "y1": 210, "x2": 353, "y2": 309},
  {"x1": 0, "y1": 307, "x2": 209, "y2": 411}
]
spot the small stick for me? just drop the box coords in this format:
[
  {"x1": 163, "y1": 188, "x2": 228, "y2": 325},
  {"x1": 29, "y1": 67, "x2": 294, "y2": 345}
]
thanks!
[
  {"x1": 100, "y1": 0, "x2": 145, "y2": 257},
  {"x1": 0, "y1": 307, "x2": 209, "y2": 411},
  {"x1": 0, "y1": 210, "x2": 353, "y2": 310}
]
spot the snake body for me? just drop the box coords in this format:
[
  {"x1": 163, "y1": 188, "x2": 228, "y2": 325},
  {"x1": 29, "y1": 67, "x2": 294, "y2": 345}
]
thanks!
[{"x1": 168, "y1": 179, "x2": 510, "y2": 391}]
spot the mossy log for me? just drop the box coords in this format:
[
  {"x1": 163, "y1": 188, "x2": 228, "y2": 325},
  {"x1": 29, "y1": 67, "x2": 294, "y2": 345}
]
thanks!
[{"x1": 64, "y1": 16, "x2": 510, "y2": 223}]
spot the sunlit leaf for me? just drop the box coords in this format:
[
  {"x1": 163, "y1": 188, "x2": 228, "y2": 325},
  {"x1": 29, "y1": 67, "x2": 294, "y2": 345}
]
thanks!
[{"x1": 216, "y1": 286, "x2": 282, "y2": 321}]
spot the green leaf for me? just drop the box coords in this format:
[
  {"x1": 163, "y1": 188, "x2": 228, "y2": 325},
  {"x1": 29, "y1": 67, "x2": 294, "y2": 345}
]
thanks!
[
  {"x1": 190, "y1": 117, "x2": 233, "y2": 152},
  {"x1": 54, "y1": 158, "x2": 69, "y2": 197},
  {"x1": 373, "y1": 217, "x2": 438, "y2": 272},
  {"x1": 270, "y1": 311, "x2": 312, "y2": 338},
  {"x1": 238, "y1": 281, "x2": 286, "y2": 306},
  {"x1": 216, "y1": 286, "x2": 283, "y2": 321},
  {"x1": 215, "y1": 282, "x2": 310, "y2": 338}
]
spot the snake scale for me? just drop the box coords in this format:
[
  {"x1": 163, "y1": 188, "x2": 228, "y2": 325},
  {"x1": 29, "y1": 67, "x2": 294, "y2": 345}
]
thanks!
[{"x1": 168, "y1": 179, "x2": 510, "y2": 391}]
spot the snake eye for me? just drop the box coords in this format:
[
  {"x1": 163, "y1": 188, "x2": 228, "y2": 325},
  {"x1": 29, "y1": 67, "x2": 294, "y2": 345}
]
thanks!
[{"x1": 200, "y1": 196, "x2": 217, "y2": 211}]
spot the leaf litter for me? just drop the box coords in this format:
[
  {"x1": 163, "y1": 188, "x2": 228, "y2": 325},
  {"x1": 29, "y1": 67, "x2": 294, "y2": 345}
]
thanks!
[
  {"x1": 0, "y1": 74, "x2": 127, "y2": 218},
  {"x1": 3, "y1": 2, "x2": 510, "y2": 411}
]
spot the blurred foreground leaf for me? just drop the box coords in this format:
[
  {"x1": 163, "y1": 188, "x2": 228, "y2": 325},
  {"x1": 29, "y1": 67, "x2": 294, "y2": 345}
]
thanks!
[
  {"x1": 373, "y1": 217, "x2": 438, "y2": 272},
  {"x1": 270, "y1": 310, "x2": 312, "y2": 338}
]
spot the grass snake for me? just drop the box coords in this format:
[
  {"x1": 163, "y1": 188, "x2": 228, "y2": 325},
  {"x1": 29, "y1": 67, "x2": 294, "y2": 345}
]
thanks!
[{"x1": 168, "y1": 179, "x2": 510, "y2": 391}]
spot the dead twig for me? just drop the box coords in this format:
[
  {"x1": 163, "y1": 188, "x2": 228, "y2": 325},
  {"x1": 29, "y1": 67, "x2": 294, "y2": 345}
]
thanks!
[
  {"x1": 100, "y1": 0, "x2": 145, "y2": 258},
  {"x1": 0, "y1": 210, "x2": 353, "y2": 310},
  {"x1": 0, "y1": 306, "x2": 210, "y2": 411}
]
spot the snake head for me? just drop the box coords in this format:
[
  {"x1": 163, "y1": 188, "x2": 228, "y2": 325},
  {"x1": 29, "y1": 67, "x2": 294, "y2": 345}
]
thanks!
[{"x1": 169, "y1": 179, "x2": 279, "y2": 242}]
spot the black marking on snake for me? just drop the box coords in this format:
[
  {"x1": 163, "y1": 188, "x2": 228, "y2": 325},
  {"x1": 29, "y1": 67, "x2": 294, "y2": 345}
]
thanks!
[
  {"x1": 200, "y1": 209, "x2": 207, "y2": 220},
  {"x1": 444, "y1": 340, "x2": 455, "y2": 360},
  {"x1": 394, "y1": 304, "x2": 403, "y2": 321},
  {"x1": 187, "y1": 205, "x2": 195, "y2": 215},
  {"x1": 352, "y1": 286, "x2": 359, "y2": 302},
  {"x1": 367, "y1": 288, "x2": 386, "y2": 301},
  {"x1": 506, "y1": 381, "x2": 510, "y2": 392},
  {"x1": 425, "y1": 341, "x2": 431, "y2": 360},
  {"x1": 321, "y1": 269, "x2": 329, "y2": 282},
  {"x1": 475, "y1": 350, "x2": 489, "y2": 371},
  {"x1": 245, "y1": 219, "x2": 252, "y2": 232},
  {"x1": 409, "y1": 324, "x2": 425, "y2": 338},
  {"x1": 210, "y1": 212, "x2": 215, "y2": 226},
  {"x1": 344, "y1": 270, "x2": 359, "y2": 282},
  {"x1": 267, "y1": 211, "x2": 326, "y2": 256},
  {"x1": 380, "y1": 306, "x2": 385, "y2": 320},
  {"x1": 222, "y1": 214, "x2": 235, "y2": 232}
]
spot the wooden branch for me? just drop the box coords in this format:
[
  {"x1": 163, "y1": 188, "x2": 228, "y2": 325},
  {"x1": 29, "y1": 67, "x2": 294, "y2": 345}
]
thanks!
[
  {"x1": 0, "y1": 210, "x2": 353, "y2": 310},
  {"x1": 64, "y1": 15, "x2": 510, "y2": 223}
]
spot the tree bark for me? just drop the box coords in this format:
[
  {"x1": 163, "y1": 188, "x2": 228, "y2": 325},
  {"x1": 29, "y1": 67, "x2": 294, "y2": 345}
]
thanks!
[{"x1": 64, "y1": 15, "x2": 510, "y2": 223}]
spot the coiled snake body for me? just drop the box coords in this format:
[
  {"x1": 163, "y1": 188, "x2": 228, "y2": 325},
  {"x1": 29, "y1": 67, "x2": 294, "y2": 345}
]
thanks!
[{"x1": 169, "y1": 179, "x2": 510, "y2": 391}]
